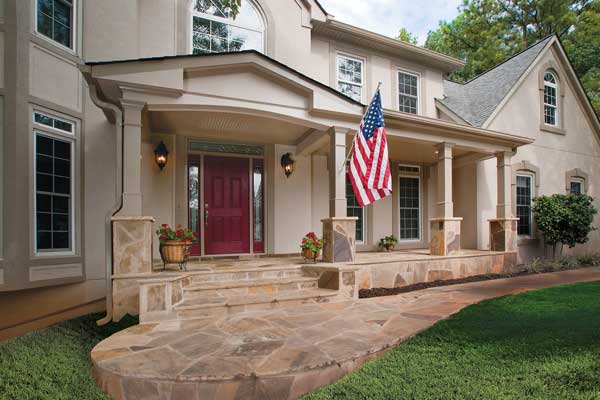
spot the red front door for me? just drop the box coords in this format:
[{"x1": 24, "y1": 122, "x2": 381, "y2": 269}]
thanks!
[{"x1": 204, "y1": 156, "x2": 250, "y2": 255}]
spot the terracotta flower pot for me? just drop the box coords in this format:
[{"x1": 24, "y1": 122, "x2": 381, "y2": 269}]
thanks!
[
  {"x1": 160, "y1": 240, "x2": 193, "y2": 264},
  {"x1": 385, "y1": 244, "x2": 395, "y2": 252},
  {"x1": 302, "y1": 248, "x2": 321, "y2": 263}
]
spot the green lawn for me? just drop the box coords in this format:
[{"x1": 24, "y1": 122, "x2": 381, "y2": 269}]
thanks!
[
  {"x1": 0, "y1": 313, "x2": 137, "y2": 400},
  {"x1": 305, "y1": 281, "x2": 600, "y2": 400},
  {"x1": 1, "y1": 283, "x2": 599, "y2": 400}
]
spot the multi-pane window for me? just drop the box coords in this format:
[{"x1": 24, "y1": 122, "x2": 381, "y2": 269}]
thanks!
[
  {"x1": 543, "y1": 72, "x2": 558, "y2": 126},
  {"x1": 192, "y1": 0, "x2": 264, "y2": 54},
  {"x1": 516, "y1": 175, "x2": 533, "y2": 236},
  {"x1": 337, "y1": 55, "x2": 364, "y2": 102},
  {"x1": 346, "y1": 173, "x2": 364, "y2": 242},
  {"x1": 36, "y1": 0, "x2": 74, "y2": 49},
  {"x1": 570, "y1": 180, "x2": 584, "y2": 195},
  {"x1": 399, "y1": 176, "x2": 420, "y2": 240},
  {"x1": 35, "y1": 133, "x2": 72, "y2": 252},
  {"x1": 398, "y1": 71, "x2": 419, "y2": 114}
]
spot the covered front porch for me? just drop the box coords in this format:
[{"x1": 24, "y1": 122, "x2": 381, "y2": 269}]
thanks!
[{"x1": 81, "y1": 50, "x2": 532, "y2": 323}]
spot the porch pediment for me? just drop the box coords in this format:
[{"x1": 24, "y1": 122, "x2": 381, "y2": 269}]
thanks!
[{"x1": 84, "y1": 51, "x2": 365, "y2": 124}]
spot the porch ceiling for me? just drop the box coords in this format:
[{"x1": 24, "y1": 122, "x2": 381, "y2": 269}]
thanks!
[{"x1": 149, "y1": 110, "x2": 311, "y2": 145}]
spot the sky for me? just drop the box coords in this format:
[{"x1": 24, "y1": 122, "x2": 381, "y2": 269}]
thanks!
[{"x1": 317, "y1": 0, "x2": 463, "y2": 45}]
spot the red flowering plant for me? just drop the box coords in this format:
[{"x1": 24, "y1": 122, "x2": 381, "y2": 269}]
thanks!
[
  {"x1": 156, "y1": 224, "x2": 198, "y2": 245},
  {"x1": 300, "y1": 232, "x2": 323, "y2": 253}
]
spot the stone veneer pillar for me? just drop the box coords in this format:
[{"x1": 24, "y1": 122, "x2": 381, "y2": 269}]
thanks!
[
  {"x1": 429, "y1": 142, "x2": 462, "y2": 256},
  {"x1": 322, "y1": 126, "x2": 357, "y2": 263},
  {"x1": 321, "y1": 217, "x2": 358, "y2": 263},
  {"x1": 489, "y1": 151, "x2": 518, "y2": 252},
  {"x1": 111, "y1": 216, "x2": 155, "y2": 322}
]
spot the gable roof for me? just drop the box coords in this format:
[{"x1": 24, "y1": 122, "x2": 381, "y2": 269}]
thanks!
[{"x1": 438, "y1": 36, "x2": 553, "y2": 127}]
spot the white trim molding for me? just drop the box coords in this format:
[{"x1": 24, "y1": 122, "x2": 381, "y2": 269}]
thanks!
[{"x1": 29, "y1": 263, "x2": 82, "y2": 282}]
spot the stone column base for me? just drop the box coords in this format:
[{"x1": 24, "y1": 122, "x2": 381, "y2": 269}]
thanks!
[
  {"x1": 112, "y1": 216, "x2": 155, "y2": 275},
  {"x1": 429, "y1": 217, "x2": 463, "y2": 256},
  {"x1": 489, "y1": 218, "x2": 519, "y2": 252},
  {"x1": 321, "y1": 217, "x2": 358, "y2": 263}
]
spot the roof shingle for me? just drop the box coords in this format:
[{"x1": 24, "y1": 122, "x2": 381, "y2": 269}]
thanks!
[{"x1": 439, "y1": 36, "x2": 553, "y2": 127}]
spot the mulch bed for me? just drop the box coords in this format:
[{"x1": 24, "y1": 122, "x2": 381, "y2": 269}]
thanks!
[{"x1": 359, "y1": 269, "x2": 537, "y2": 299}]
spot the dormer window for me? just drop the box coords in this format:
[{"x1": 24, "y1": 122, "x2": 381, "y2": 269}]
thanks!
[
  {"x1": 191, "y1": 0, "x2": 264, "y2": 54},
  {"x1": 543, "y1": 71, "x2": 558, "y2": 127}
]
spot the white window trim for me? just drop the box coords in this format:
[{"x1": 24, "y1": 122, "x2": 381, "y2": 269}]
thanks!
[
  {"x1": 516, "y1": 173, "x2": 534, "y2": 238},
  {"x1": 397, "y1": 69, "x2": 420, "y2": 115},
  {"x1": 336, "y1": 53, "x2": 365, "y2": 103},
  {"x1": 188, "y1": 0, "x2": 265, "y2": 54},
  {"x1": 33, "y1": 112, "x2": 77, "y2": 257},
  {"x1": 543, "y1": 72, "x2": 558, "y2": 127},
  {"x1": 398, "y1": 172, "x2": 422, "y2": 243},
  {"x1": 34, "y1": 0, "x2": 77, "y2": 54}
]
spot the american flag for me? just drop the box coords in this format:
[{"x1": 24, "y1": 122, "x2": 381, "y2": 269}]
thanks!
[{"x1": 348, "y1": 88, "x2": 392, "y2": 207}]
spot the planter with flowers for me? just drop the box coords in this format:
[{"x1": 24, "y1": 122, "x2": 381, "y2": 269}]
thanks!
[
  {"x1": 378, "y1": 235, "x2": 398, "y2": 252},
  {"x1": 156, "y1": 224, "x2": 198, "y2": 270},
  {"x1": 300, "y1": 232, "x2": 323, "y2": 263}
]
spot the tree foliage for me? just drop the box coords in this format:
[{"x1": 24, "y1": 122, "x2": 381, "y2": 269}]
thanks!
[
  {"x1": 424, "y1": 0, "x2": 600, "y2": 116},
  {"x1": 222, "y1": 0, "x2": 241, "y2": 17},
  {"x1": 396, "y1": 28, "x2": 419, "y2": 45},
  {"x1": 533, "y1": 194, "x2": 597, "y2": 256}
]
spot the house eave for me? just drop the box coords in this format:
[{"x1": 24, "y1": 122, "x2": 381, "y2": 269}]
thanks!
[
  {"x1": 383, "y1": 109, "x2": 534, "y2": 148},
  {"x1": 312, "y1": 19, "x2": 465, "y2": 73}
]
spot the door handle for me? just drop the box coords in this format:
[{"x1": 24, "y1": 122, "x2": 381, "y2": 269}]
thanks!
[{"x1": 204, "y1": 204, "x2": 209, "y2": 227}]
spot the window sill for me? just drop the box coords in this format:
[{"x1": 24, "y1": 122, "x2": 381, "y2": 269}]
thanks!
[
  {"x1": 540, "y1": 124, "x2": 566, "y2": 135},
  {"x1": 30, "y1": 33, "x2": 80, "y2": 63}
]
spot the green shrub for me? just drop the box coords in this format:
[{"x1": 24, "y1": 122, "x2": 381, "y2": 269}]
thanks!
[
  {"x1": 533, "y1": 194, "x2": 597, "y2": 257},
  {"x1": 577, "y1": 252, "x2": 600, "y2": 266}
]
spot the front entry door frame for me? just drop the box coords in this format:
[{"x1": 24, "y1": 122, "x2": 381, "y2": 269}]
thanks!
[{"x1": 188, "y1": 151, "x2": 266, "y2": 257}]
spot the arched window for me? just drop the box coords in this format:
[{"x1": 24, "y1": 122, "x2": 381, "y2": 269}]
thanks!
[
  {"x1": 543, "y1": 71, "x2": 558, "y2": 127},
  {"x1": 191, "y1": 0, "x2": 264, "y2": 54}
]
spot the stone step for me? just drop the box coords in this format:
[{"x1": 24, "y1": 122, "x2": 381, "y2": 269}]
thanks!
[
  {"x1": 188, "y1": 265, "x2": 305, "y2": 284},
  {"x1": 184, "y1": 276, "x2": 319, "y2": 297},
  {"x1": 174, "y1": 288, "x2": 339, "y2": 320}
]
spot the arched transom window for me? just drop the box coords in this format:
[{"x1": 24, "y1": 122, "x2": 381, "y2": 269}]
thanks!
[
  {"x1": 191, "y1": 0, "x2": 264, "y2": 54},
  {"x1": 543, "y1": 71, "x2": 558, "y2": 126}
]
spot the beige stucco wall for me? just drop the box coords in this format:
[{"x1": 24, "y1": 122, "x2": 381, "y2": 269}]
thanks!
[
  {"x1": 480, "y1": 46, "x2": 600, "y2": 262},
  {"x1": 142, "y1": 132, "x2": 177, "y2": 261},
  {"x1": 273, "y1": 144, "x2": 312, "y2": 253},
  {"x1": 309, "y1": 36, "x2": 446, "y2": 117}
]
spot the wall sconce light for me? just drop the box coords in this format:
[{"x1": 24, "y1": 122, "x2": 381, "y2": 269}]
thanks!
[
  {"x1": 280, "y1": 152, "x2": 295, "y2": 178},
  {"x1": 154, "y1": 141, "x2": 169, "y2": 171}
]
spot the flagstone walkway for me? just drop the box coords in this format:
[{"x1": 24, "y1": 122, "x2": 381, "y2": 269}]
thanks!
[{"x1": 92, "y1": 267, "x2": 600, "y2": 400}]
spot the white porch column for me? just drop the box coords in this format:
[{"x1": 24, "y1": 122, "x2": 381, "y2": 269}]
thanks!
[
  {"x1": 322, "y1": 126, "x2": 357, "y2": 263},
  {"x1": 111, "y1": 99, "x2": 155, "y2": 310},
  {"x1": 489, "y1": 151, "x2": 518, "y2": 252},
  {"x1": 118, "y1": 99, "x2": 145, "y2": 216},
  {"x1": 328, "y1": 126, "x2": 348, "y2": 217},
  {"x1": 429, "y1": 142, "x2": 462, "y2": 256}
]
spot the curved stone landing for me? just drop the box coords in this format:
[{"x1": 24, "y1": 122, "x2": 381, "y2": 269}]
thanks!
[{"x1": 92, "y1": 267, "x2": 600, "y2": 400}]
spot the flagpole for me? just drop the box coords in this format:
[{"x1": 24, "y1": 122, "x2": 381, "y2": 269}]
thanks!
[{"x1": 338, "y1": 81, "x2": 383, "y2": 173}]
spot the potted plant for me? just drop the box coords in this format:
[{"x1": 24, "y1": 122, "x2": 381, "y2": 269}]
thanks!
[
  {"x1": 156, "y1": 224, "x2": 198, "y2": 270},
  {"x1": 378, "y1": 235, "x2": 398, "y2": 252},
  {"x1": 300, "y1": 232, "x2": 323, "y2": 263}
]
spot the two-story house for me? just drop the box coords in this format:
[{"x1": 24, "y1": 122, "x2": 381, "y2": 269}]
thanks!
[{"x1": 0, "y1": 0, "x2": 599, "y2": 338}]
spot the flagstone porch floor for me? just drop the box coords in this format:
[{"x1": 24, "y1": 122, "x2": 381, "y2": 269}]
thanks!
[
  {"x1": 152, "y1": 249, "x2": 507, "y2": 275},
  {"x1": 93, "y1": 267, "x2": 600, "y2": 400}
]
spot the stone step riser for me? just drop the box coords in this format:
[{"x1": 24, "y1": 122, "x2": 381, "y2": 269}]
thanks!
[
  {"x1": 183, "y1": 280, "x2": 319, "y2": 300},
  {"x1": 175, "y1": 295, "x2": 335, "y2": 320},
  {"x1": 188, "y1": 269, "x2": 305, "y2": 284}
]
